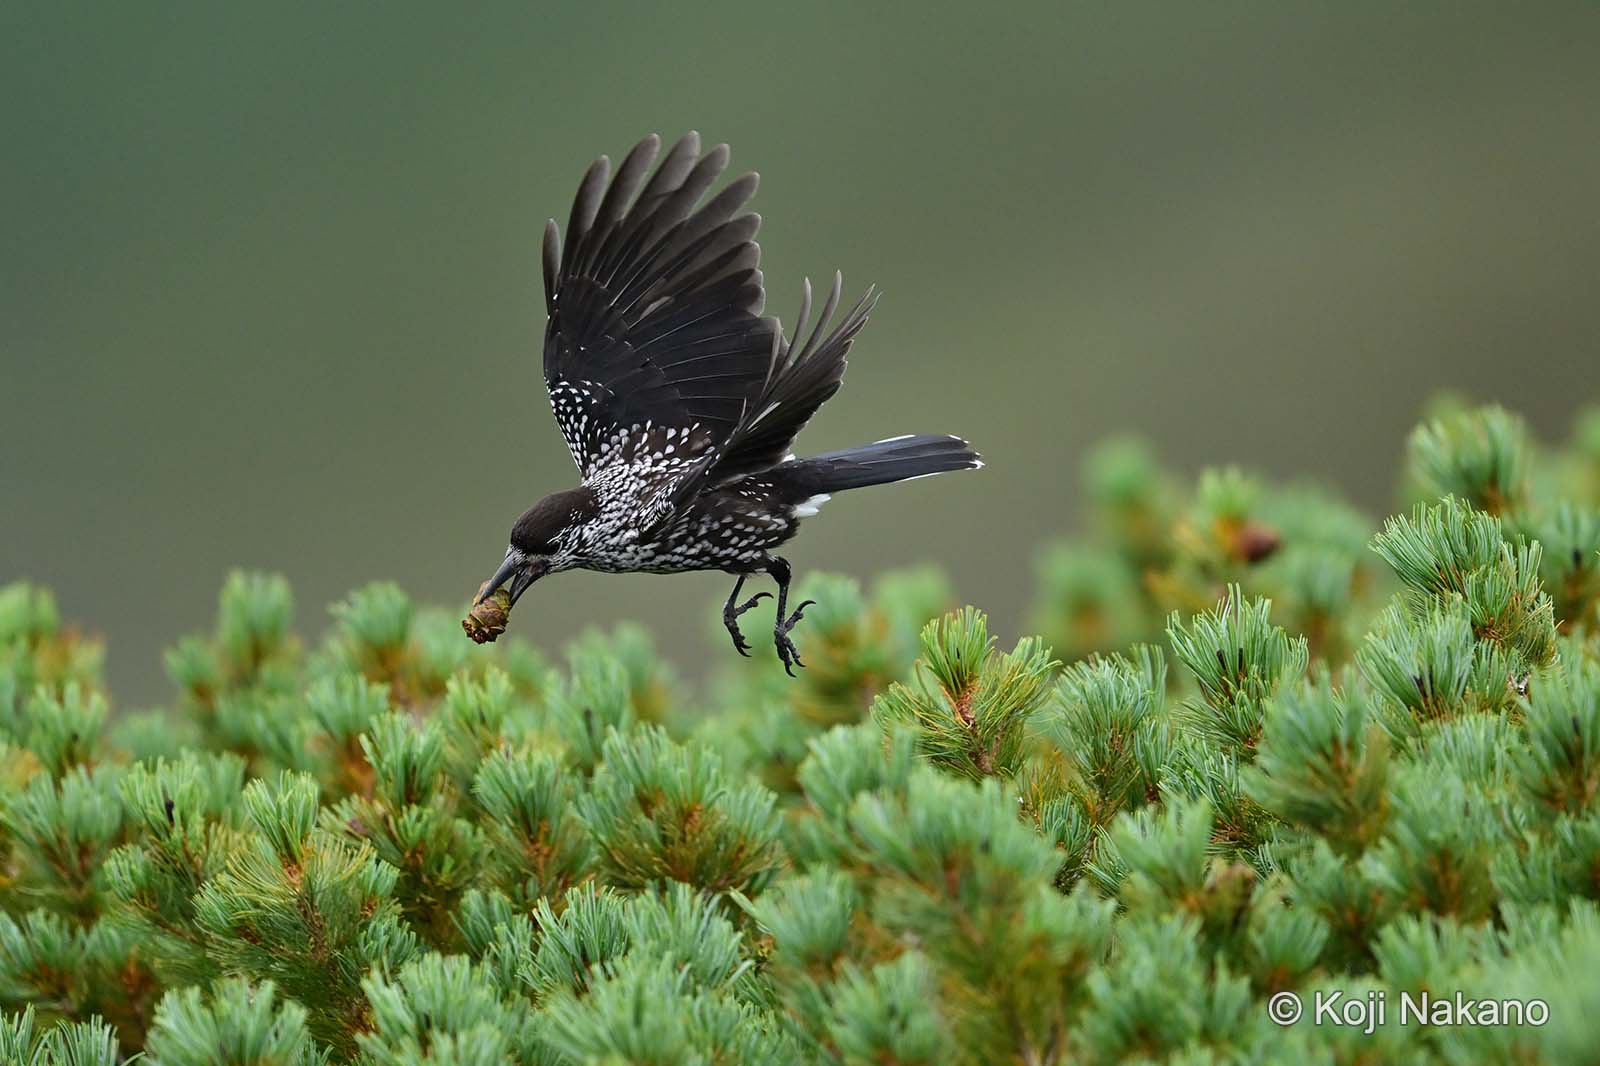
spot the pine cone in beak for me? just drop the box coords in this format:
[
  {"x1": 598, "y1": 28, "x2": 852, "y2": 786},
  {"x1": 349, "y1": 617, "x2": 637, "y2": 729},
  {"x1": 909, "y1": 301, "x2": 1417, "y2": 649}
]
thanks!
[{"x1": 462, "y1": 583, "x2": 512, "y2": 644}]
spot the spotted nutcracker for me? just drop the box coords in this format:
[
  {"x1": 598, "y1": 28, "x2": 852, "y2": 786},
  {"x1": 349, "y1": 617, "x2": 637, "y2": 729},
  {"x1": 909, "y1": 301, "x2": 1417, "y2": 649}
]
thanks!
[{"x1": 468, "y1": 133, "x2": 980, "y2": 673}]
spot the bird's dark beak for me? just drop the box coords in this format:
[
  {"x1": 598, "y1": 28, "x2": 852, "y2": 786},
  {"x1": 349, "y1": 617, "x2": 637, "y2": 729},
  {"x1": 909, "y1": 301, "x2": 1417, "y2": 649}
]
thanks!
[{"x1": 476, "y1": 548, "x2": 543, "y2": 607}]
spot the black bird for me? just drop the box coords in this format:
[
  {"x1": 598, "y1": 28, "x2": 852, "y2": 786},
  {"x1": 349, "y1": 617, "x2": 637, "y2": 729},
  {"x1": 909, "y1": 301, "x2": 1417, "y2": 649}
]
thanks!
[{"x1": 473, "y1": 133, "x2": 981, "y2": 673}]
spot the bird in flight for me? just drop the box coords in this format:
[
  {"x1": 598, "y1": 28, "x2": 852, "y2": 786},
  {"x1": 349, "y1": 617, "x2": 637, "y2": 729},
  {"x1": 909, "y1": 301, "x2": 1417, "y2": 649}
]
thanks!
[{"x1": 469, "y1": 133, "x2": 981, "y2": 673}]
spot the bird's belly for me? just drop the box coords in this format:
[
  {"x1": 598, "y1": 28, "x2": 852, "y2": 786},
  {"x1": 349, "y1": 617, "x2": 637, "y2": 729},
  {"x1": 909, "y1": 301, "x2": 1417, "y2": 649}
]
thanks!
[
  {"x1": 579, "y1": 549, "x2": 706, "y2": 575},
  {"x1": 574, "y1": 507, "x2": 797, "y2": 575}
]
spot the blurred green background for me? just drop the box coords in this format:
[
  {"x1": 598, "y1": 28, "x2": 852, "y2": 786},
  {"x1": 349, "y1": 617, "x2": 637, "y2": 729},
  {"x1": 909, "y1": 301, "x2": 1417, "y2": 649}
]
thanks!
[{"x1": 3, "y1": 2, "x2": 1597, "y2": 707}]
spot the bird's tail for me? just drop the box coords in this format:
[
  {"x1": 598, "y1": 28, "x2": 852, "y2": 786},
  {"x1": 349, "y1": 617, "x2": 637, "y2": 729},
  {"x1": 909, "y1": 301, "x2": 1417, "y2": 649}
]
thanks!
[{"x1": 785, "y1": 434, "x2": 982, "y2": 493}]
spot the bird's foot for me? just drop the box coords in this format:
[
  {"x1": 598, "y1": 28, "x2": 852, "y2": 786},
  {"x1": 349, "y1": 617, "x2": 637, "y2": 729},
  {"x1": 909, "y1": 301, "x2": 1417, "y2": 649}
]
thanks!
[
  {"x1": 774, "y1": 599, "x2": 816, "y2": 676},
  {"x1": 722, "y1": 592, "x2": 771, "y2": 657}
]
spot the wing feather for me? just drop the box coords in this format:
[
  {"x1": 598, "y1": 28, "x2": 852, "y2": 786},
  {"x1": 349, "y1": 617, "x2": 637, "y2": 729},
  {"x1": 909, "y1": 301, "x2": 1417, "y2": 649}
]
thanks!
[
  {"x1": 708, "y1": 273, "x2": 879, "y2": 483},
  {"x1": 540, "y1": 134, "x2": 778, "y2": 482}
]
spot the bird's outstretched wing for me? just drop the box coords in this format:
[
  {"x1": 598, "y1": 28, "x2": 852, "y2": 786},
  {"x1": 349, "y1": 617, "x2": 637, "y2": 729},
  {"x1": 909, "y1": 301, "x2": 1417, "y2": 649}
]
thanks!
[
  {"x1": 709, "y1": 273, "x2": 878, "y2": 485},
  {"x1": 541, "y1": 133, "x2": 780, "y2": 483}
]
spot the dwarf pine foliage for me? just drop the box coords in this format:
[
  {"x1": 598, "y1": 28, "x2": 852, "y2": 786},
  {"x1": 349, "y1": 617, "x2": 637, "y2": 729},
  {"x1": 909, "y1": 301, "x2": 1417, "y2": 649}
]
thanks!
[{"x1": 3, "y1": 401, "x2": 1600, "y2": 1065}]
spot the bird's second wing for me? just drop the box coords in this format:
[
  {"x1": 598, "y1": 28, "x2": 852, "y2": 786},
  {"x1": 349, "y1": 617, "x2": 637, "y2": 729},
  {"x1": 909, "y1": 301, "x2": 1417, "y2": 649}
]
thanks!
[
  {"x1": 541, "y1": 133, "x2": 780, "y2": 482},
  {"x1": 708, "y1": 273, "x2": 878, "y2": 484}
]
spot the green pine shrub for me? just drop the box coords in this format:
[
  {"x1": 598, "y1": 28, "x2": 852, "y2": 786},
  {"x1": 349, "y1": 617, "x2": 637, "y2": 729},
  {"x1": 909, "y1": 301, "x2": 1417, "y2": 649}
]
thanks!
[{"x1": 4, "y1": 401, "x2": 1600, "y2": 1064}]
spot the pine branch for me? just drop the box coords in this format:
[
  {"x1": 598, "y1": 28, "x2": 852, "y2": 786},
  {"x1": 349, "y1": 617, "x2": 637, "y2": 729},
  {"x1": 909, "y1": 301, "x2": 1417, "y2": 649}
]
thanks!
[
  {"x1": 576, "y1": 726, "x2": 783, "y2": 895},
  {"x1": 872, "y1": 608, "x2": 1056, "y2": 780}
]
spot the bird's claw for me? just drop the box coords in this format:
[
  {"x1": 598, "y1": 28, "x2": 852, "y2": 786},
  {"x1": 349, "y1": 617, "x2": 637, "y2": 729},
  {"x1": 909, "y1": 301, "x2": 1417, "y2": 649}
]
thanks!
[
  {"x1": 777, "y1": 635, "x2": 804, "y2": 675},
  {"x1": 774, "y1": 599, "x2": 816, "y2": 676},
  {"x1": 723, "y1": 592, "x2": 772, "y2": 658}
]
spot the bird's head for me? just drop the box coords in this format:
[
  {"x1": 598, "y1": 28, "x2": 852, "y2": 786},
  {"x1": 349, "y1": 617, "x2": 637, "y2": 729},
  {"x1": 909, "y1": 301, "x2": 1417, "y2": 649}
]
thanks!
[{"x1": 474, "y1": 487, "x2": 598, "y2": 608}]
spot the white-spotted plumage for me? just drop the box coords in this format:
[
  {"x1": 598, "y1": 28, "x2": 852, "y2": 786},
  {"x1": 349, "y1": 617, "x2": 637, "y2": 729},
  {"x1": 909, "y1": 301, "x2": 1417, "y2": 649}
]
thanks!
[{"x1": 487, "y1": 134, "x2": 981, "y2": 673}]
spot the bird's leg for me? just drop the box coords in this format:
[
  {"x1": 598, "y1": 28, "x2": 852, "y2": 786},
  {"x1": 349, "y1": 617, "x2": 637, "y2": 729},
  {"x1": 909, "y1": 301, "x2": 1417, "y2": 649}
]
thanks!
[
  {"x1": 767, "y1": 557, "x2": 816, "y2": 676},
  {"x1": 721, "y1": 573, "x2": 771, "y2": 657}
]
